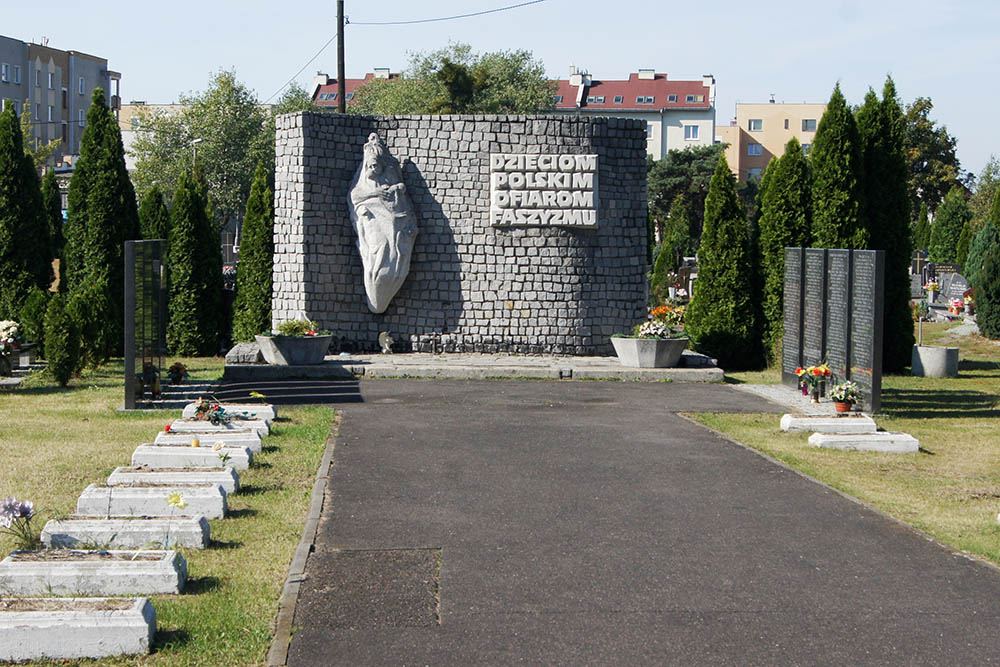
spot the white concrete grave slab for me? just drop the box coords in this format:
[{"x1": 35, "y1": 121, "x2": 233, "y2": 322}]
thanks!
[
  {"x1": 108, "y1": 466, "x2": 240, "y2": 494},
  {"x1": 76, "y1": 483, "x2": 228, "y2": 519},
  {"x1": 169, "y1": 417, "x2": 269, "y2": 437},
  {"x1": 182, "y1": 402, "x2": 276, "y2": 421},
  {"x1": 0, "y1": 597, "x2": 155, "y2": 661},
  {"x1": 41, "y1": 516, "x2": 210, "y2": 549},
  {"x1": 780, "y1": 413, "x2": 878, "y2": 434},
  {"x1": 132, "y1": 443, "x2": 252, "y2": 470},
  {"x1": 808, "y1": 431, "x2": 919, "y2": 453},
  {"x1": 155, "y1": 429, "x2": 262, "y2": 454},
  {"x1": 0, "y1": 550, "x2": 187, "y2": 595}
]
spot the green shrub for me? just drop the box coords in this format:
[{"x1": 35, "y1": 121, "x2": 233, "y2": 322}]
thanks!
[
  {"x1": 44, "y1": 294, "x2": 78, "y2": 386},
  {"x1": 66, "y1": 275, "x2": 111, "y2": 371},
  {"x1": 19, "y1": 288, "x2": 48, "y2": 355},
  {"x1": 967, "y1": 221, "x2": 999, "y2": 290},
  {"x1": 976, "y1": 238, "x2": 1000, "y2": 339},
  {"x1": 232, "y1": 163, "x2": 275, "y2": 342}
]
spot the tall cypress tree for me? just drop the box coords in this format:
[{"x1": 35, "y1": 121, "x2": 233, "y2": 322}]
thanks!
[
  {"x1": 138, "y1": 186, "x2": 170, "y2": 241},
  {"x1": 232, "y1": 162, "x2": 275, "y2": 341},
  {"x1": 757, "y1": 137, "x2": 812, "y2": 360},
  {"x1": 64, "y1": 87, "x2": 141, "y2": 358},
  {"x1": 914, "y1": 203, "x2": 931, "y2": 251},
  {"x1": 41, "y1": 169, "x2": 65, "y2": 292},
  {"x1": 0, "y1": 107, "x2": 50, "y2": 319},
  {"x1": 811, "y1": 84, "x2": 867, "y2": 249},
  {"x1": 977, "y1": 238, "x2": 1000, "y2": 339},
  {"x1": 856, "y1": 78, "x2": 914, "y2": 373},
  {"x1": 167, "y1": 169, "x2": 220, "y2": 355},
  {"x1": 929, "y1": 186, "x2": 970, "y2": 262},
  {"x1": 685, "y1": 156, "x2": 758, "y2": 369}
]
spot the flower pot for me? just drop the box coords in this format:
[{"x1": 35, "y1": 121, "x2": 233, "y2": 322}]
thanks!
[
  {"x1": 610, "y1": 337, "x2": 688, "y2": 368},
  {"x1": 834, "y1": 401, "x2": 853, "y2": 413},
  {"x1": 255, "y1": 334, "x2": 333, "y2": 365},
  {"x1": 911, "y1": 344, "x2": 958, "y2": 378}
]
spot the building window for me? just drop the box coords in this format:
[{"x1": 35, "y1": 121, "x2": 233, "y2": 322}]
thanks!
[
  {"x1": 79, "y1": 109, "x2": 85, "y2": 127},
  {"x1": 47, "y1": 105, "x2": 53, "y2": 122},
  {"x1": 636, "y1": 95, "x2": 654, "y2": 104},
  {"x1": 802, "y1": 118, "x2": 817, "y2": 132},
  {"x1": 61, "y1": 122, "x2": 67, "y2": 143},
  {"x1": 646, "y1": 123, "x2": 654, "y2": 138},
  {"x1": 62, "y1": 89, "x2": 67, "y2": 109},
  {"x1": 748, "y1": 143, "x2": 763, "y2": 156},
  {"x1": 345, "y1": 92, "x2": 354, "y2": 101},
  {"x1": 79, "y1": 77, "x2": 85, "y2": 95},
  {"x1": 35, "y1": 103, "x2": 40, "y2": 121},
  {"x1": 35, "y1": 70, "x2": 39, "y2": 87},
  {"x1": 784, "y1": 119, "x2": 789, "y2": 130},
  {"x1": 1, "y1": 63, "x2": 8, "y2": 83},
  {"x1": 48, "y1": 72, "x2": 54, "y2": 89},
  {"x1": 586, "y1": 95, "x2": 605, "y2": 104},
  {"x1": 553, "y1": 95, "x2": 563, "y2": 104},
  {"x1": 13, "y1": 65, "x2": 20, "y2": 84},
  {"x1": 667, "y1": 94, "x2": 677, "y2": 103},
  {"x1": 613, "y1": 95, "x2": 623, "y2": 104},
  {"x1": 748, "y1": 118, "x2": 763, "y2": 131},
  {"x1": 686, "y1": 94, "x2": 705, "y2": 103},
  {"x1": 747, "y1": 168, "x2": 763, "y2": 181},
  {"x1": 802, "y1": 143, "x2": 812, "y2": 155},
  {"x1": 684, "y1": 125, "x2": 699, "y2": 140}
]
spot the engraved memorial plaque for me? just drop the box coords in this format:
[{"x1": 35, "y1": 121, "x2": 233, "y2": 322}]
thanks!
[
  {"x1": 781, "y1": 248, "x2": 804, "y2": 385},
  {"x1": 850, "y1": 250, "x2": 884, "y2": 413},
  {"x1": 802, "y1": 248, "x2": 827, "y2": 367},
  {"x1": 825, "y1": 249, "x2": 851, "y2": 382}
]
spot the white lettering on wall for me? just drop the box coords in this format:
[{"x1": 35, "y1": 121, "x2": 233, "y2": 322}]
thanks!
[{"x1": 490, "y1": 153, "x2": 599, "y2": 228}]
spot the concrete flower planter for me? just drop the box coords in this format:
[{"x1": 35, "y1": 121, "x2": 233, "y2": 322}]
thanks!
[
  {"x1": 255, "y1": 334, "x2": 333, "y2": 365},
  {"x1": 41, "y1": 516, "x2": 211, "y2": 549},
  {"x1": 182, "y1": 402, "x2": 276, "y2": 421},
  {"x1": 154, "y1": 430, "x2": 262, "y2": 454},
  {"x1": 0, "y1": 550, "x2": 187, "y2": 596},
  {"x1": 107, "y1": 466, "x2": 240, "y2": 494},
  {"x1": 610, "y1": 337, "x2": 688, "y2": 368},
  {"x1": 132, "y1": 443, "x2": 252, "y2": 470},
  {"x1": 76, "y1": 483, "x2": 228, "y2": 519},
  {"x1": 911, "y1": 344, "x2": 959, "y2": 378},
  {"x1": 0, "y1": 597, "x2": 156, "y2": 661},
  {"x1": 169, "y1": 417, "x2": 269, "y2": 437}
]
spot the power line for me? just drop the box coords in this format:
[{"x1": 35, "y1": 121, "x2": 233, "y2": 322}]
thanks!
[
  {"x1": 349, "y1": 0, "x2": 548, "y2": 26},
  {"x1": 264, "y1": 0, "x2": 549, "y2": 102}
]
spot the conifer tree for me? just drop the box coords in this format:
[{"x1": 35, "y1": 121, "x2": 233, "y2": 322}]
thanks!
[
  {"x1": 914, "y1": 203, "x2": 931, "y2": 251},
  {"x1": 44, "y1": 293, "x2": 78, "y2": 386},
  {"x1": 757, "y1": 137, "x2": 812, "y2": 359},
  {"x1": 811, "y1": 84, "x2": 867, "y2": 249},
  {"x1": 167, "y1": 169, "x2": 221, "y2": 355},
  {"x1": 0, "y1": 107, "x2": 51, "y2": 319},
  {"x1": 856, "y1": 78, "x2": 914, "y2": 373},
  {"x1": 967, "y1": 221, "x2": 998, "y2": 291},
  {"x1": 956, "y1": 222, "x2": 973, "y2": 266},
  {"x1": 138, "y1": 186, "x2": 170, "y2": 240},
  {"x1": 41, "y1": 169, "x2": 66, "y2": 292},
  {"x1": 929, "y1": 186, "x2": 970, "y2": 262},
  {"x1": 232, "y1": 162, "x2": 275, "y2": 341},
  {"x1": 685, "y1": 156, "x2": 758, "y2": 369},
  {"x1": 19, "y1": 287, "x2": 48, "y2": 354},
  {"x1": 977, "y1": 238, "x2": 1000, "y2": 339}
]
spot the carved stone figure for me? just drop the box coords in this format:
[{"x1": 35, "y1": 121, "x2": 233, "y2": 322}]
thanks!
[{"x1": 348, "y1": 133, "x2": 418, "y2": 313}]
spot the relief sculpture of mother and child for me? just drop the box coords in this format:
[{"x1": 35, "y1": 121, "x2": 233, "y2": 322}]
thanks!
[{"x1": 348, "y1": 132, "x2": 418, "y2": 313}]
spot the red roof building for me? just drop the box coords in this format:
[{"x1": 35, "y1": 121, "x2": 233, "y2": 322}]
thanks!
[{"x1": 311, "y1": 69, "x2": 400, "y2": 107}]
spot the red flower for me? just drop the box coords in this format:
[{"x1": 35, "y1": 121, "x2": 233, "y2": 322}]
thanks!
[{"x1": 164, "y1": 424, "x2": 172, "y2": 432}]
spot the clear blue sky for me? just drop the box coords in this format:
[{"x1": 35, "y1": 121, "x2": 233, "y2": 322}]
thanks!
[{"x1": 10, "y1": 0, "x2": 997, "y2": 178}]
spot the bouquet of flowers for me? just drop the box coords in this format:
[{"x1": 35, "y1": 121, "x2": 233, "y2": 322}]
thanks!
[
  {"x1": 829, "y1": 381, "x2": 861, "y2": 404},
  {"x1": 795, "y1": 363, "x2": 831, "y2": 390},
  {"x1": 0, "y1": 320, "x2": 21, "y2": 354}
]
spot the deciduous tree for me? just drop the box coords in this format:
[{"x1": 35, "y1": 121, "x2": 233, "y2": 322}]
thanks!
[
  {"x1": 929, "y1": 186, "x2": 970, "y2": 262},
  {"x1": 904, "y1": 97, "x2": 962, "y2": 218}
]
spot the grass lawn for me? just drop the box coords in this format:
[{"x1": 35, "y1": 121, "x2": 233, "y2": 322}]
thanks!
[
  {"x1": 1, "y1": 357, "x2": 336, "y2": 665},
  {"x1": 693, "y1": 321, "x2": 1000, "y2": 567}
]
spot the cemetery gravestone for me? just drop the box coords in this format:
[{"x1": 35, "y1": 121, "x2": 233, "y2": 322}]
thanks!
[{"x1": 939, "y1": 272, "x2": 969, "y2": 301}]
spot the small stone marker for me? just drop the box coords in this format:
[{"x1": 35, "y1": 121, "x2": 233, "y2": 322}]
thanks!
[
  {"x1": 181, "y1": 402, "x2": 276, "y2": 421},
  {"x1": 76, "y1": 483, "x2": 228, "y2": 519},
  {"x1": 808, "y1": 431, "x2": 919, "y2": 453},
  {"x1": 154, "y1": 430, "x2": 262, "y2": 454},
  {"x1": 132, "y1": 443, "x2": 252, "y2": 470},
  {"x1": 780, "y1": 414, "x2": 878, "y2": 434},
  {"x1": 0, "y1": 597, "x2": 156, "y2": 661},
  {"x1": 41, "y1": 516, "x2": 210, "y2": 550},
  {"x1": 169, "y1": 418, "x2": 269, "y2": 437},
  {"x1": 107, "y1": 466, "x2": 240, "y2": 494},
  {"x1": 0, "y1": 550, "x2": 187, "y2": 596}
]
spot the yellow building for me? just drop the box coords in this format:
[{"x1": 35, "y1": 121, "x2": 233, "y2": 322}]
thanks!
[{"x1": 717, "y1": 102, "x2": 827, "y2": 181}]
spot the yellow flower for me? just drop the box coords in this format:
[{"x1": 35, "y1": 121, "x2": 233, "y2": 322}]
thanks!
[
  {"x1": 165, "y1": 492, "x2": 187, "y2": 509},
  {"x1": 213, "y1": 442, "x2": 224, "y2": 451}
]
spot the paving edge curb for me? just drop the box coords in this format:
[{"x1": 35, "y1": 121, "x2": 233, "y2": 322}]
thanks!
[
  {"x1": 266, "y1": 417, "x2": 338, "y2": 667},
  {"x1": 675, "y1": 411, "x2": 1000, "y2": 577}
]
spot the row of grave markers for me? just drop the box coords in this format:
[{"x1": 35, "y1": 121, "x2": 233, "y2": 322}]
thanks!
[{"x1": 0, "y1": 402, "x2": 276, "y2": 662}]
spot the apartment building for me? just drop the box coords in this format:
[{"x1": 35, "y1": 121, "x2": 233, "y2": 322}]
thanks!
[
  {"x1": 717, "y1": 101, "x2": 827, "y2": 181},
  {"x1": 0, "y1": 35, "x2": 120, "y2": 165}
]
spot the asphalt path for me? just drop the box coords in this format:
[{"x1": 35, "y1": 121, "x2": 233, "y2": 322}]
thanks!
[{"x1": 287, "y1": 380, "x2": 1000, "y2": 665}]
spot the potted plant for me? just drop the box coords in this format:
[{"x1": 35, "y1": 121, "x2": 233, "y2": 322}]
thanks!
[
  {"x1": 255, "y1": 317, "x2": 333, "y2": 365},
  {"x1": 795, "y1": 363, "x2": 831, "y2": 402},
  {"x1": 610, "y1": 306, "x2": 688, "y2": 368},
  {"x1": 0, "y1": 320, "x2": 22, "y2": 377},
  {"x1": 829, "y1": 380, "x2": 861, "y2": 413},
  {"x1": 167, "y1": 362, "x2": 189, "y2": 384}
]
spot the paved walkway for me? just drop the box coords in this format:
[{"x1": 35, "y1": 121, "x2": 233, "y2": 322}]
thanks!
[{"x1": 287, "y1": 380, "x2": 1000, "y2": 665}]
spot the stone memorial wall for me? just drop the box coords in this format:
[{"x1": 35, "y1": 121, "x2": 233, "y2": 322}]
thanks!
[
  {"x1": 272, "y1": 113, "x2": 649, "y2": 354},
  {"x1": 782, "y1": 247, "x2": 885, "y2": 413}
]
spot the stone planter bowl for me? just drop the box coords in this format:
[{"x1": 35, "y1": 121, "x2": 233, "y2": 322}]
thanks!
[
  {"x1": 255, "y1": 334, "x2": 333, "y2": 365},
  {"x1": 611, "y1": 337, "x2": 688, "y2": 368},
  {"x1": 911, "y1": 344, "x2": 958, "y2": 378}
]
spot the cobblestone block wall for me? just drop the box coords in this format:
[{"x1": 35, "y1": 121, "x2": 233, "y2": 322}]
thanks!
[{"x1": 273, "y1": 113, "x2": 648, "y2": 355}]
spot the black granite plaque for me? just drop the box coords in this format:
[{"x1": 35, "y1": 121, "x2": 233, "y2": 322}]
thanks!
[
  {"x1": 941, "y1": 272, "x2": 969, "y2": 300},
  {"x1": 850, "y1": 250, "x2": 884, "y2": 414},
  {"x1": 910, "y1": 274, "x2": 923, "y2": 299},
  {"x1": 929, "y1": 262, "x2": 962, "y2": 277},
  {"x1": 782, "y1": 248, "x2": 804, "y2": 386},
  {"x1": 825, "y1": 250, "x2": 851, "y2": 382},
  {"x1": 802, "y1": 249, "x2": 827, "y2": 368}
]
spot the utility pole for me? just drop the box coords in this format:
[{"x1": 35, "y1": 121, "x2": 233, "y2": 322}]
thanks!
[{"x1": 337, "y1": 0, "x2": 346, "y2": 114}]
